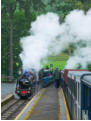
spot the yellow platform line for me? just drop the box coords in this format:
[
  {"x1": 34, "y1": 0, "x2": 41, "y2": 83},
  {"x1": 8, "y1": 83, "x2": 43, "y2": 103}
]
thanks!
[
  {"x1": 58, "y1": 89, "x2": 61, "y2": 120},
  {"x1": 24, "y1": 89, "x2": 46, "y2": 120},
  {"x1": 15, "y1": 89, "x2": 46, "y2": 120},
  {"x1": 1, "y1": 94, "x2": 14, "y2": 106},
  {"x1": 61, "y1": 88, "x2": 70, "y2": 120}
]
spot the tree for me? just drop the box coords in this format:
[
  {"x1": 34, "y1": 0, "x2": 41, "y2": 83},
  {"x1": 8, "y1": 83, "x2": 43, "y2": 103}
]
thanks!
[
  {"x1": 2, "y1": 0, "x2": 17, "y2": 81},
  {"x1": 87, "y1": 64, "x2": 91, "y2": 71}
]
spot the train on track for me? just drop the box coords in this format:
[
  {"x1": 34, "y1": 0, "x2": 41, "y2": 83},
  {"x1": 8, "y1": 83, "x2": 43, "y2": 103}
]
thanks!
[
  {"x1": 15, "y1": 67, "x2": 91, "y2": 120},
  {"x1": 61, "y1": 69, "x2": 91, "y2": 120},
  {"x1": 15, "y1": 69, "x2": 37, "y2": 98}
]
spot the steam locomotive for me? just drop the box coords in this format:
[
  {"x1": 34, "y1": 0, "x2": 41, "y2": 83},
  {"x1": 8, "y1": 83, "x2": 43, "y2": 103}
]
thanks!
[
  {"x1": 61, "y1": 69, "x2": 91, "y2": 120},
  {"x1": 15, "y1": 70, "x2": 36, "y2": 98}
]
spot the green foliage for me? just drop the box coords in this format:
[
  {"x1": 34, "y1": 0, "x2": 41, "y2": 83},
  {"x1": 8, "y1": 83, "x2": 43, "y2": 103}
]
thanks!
[
  {"x1": 76, "y1": 63, "x2": 82, "y2": 69},
  {"x1": 87, "y1": 64, "x2": 91, "y2": 71},
  {"x1": 1, "y1": 0, "x2": 91, "y2": 80}
]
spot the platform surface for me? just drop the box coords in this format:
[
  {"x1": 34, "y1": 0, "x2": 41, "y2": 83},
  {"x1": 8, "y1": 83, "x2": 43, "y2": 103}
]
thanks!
[{"x1": 28, "y1": 85, "x2": 59, "y2": 120}]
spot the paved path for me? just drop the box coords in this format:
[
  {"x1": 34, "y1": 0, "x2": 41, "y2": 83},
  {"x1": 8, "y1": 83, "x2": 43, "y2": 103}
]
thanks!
[{"x1": 1, "y1": 83, "x2": 16, "y2": 100}]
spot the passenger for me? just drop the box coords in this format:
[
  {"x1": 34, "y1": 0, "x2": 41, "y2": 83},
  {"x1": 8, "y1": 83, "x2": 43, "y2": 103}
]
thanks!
[
  {"x1": 25, "y1": 72, "x2": 30, "y2": 78},
  {"x1": 39, "y1": 68, "x2": 44, "y2": 88},
  {"x1": 28, "y1": 71, "x2": 34, "y2": 80},
  {"x1": 23, "y1": 71, "x2": 34, "y2": 84},
  {"x1": 54, "y1": 68, "x2": 60, "y2": 88}
]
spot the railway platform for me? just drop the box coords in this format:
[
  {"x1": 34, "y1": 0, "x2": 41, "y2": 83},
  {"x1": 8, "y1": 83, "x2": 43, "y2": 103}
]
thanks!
[{"x1": 15, "y1": 85, "x2": 70, "y2": 120}]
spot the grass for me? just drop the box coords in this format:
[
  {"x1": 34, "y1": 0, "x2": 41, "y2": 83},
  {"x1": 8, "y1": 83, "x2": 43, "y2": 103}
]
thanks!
[
  {"x1": 42, "y1": 53, "x2": 69, "y2": 70},
  {"x1": 43, "y1": 61, "x2": 67, "y2": 70}
]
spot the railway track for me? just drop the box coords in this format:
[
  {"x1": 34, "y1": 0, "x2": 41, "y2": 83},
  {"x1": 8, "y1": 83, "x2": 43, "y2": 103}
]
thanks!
[
  {"x1": 1, "y1": 85, "x2": 41, "y2": 120},
  {"x1": 1, "y1": 98, "x2": 31, "y2": 120}
]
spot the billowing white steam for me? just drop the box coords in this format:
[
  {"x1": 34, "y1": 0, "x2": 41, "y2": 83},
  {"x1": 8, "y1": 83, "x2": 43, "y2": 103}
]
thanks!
[
  {"x1": 66, "y1": 47, "x2": 91, "y2": 69},
  {"x1": 20, "y1": 9, "x2": 91, "y2": 70},
  {"x1": 64, "y1": 10, "x2": 91, "y2": 68},
  {"x1": 20, "y1": 13, "x2": 61, "y2": 70}
]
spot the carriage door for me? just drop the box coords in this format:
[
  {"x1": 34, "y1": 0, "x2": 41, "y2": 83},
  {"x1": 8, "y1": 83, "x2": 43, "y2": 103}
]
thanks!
[{"x1": 82, "y1": 84, "x2": 89, "y2": 120}]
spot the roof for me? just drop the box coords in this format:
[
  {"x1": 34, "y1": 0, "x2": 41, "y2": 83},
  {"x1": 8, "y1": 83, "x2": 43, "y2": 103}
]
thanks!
[
  {"x1": 68, "y1": 71, "x2": 90, "y2": 77},
  {"x1": 68, "y1": 71, "x2": 91, "y2": 83},
  {"x1": 82, "y1": 75, "x2": 91, "y2": 87}
]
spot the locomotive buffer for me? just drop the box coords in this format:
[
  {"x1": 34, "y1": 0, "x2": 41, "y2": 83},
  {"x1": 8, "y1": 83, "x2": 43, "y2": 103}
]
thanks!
[{"x1": 15, "y1": 85, "x2": 70, "y2": 120}]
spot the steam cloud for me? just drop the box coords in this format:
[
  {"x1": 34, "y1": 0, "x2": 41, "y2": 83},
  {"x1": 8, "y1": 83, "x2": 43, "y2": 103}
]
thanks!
[{"x1": 20, "y1": 9, "x2": 91, "y2": 70}]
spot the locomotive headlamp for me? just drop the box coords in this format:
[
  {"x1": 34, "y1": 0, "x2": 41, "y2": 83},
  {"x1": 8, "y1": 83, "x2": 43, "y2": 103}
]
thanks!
[
  {"x1": 28, "y1": 91, "x2": 30, "y2": 93},
  {"x1": 17, "y1": 90, "x2": 20, "y2": 93}
]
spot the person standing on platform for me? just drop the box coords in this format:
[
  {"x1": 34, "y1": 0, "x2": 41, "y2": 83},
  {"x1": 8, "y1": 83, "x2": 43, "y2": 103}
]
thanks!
[
  {"x1": 54, "y1": 68, "x2": 60, "y2": 88},
  {"x1": 39, "y1": 68, "x2": 44, "y2": 88}
]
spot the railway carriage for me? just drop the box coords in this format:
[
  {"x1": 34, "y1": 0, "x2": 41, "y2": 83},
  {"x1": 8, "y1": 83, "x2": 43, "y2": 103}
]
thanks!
[
  {"x1": 64, "y1": 70, "x2": 91, "y2": 120},
  {"x1": 42, "y1": 69, "x2": 53, "y2": 87}
]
